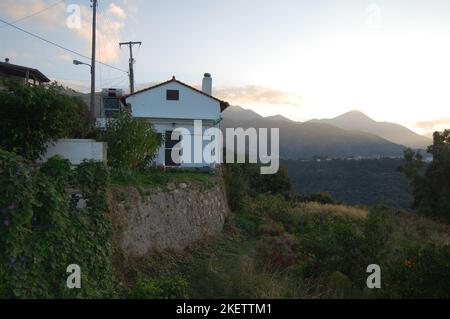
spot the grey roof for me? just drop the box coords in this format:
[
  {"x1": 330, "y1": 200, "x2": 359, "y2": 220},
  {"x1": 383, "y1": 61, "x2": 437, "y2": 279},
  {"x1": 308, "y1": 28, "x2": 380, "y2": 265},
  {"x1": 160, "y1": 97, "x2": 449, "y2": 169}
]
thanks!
[{"x1": 0, "y1": 61, "x2": 51, "y2": 83}]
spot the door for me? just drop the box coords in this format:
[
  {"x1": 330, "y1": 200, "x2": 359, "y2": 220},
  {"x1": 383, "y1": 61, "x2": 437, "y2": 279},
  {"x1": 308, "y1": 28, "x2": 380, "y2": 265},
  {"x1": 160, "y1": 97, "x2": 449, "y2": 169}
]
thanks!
[{"x1": 165, "y1": 131, "x2": 181, "y2": 167}]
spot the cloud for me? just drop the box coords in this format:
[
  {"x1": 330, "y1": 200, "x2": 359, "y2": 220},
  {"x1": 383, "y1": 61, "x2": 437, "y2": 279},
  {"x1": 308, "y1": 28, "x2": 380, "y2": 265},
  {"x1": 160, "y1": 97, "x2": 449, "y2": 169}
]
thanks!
[
  {"x1": 71, "y1": 3, "x2": 128, "y2": 63},
  {"x1": 415, "y1": 118, "x2": 450, "y2": 130},
  {"x1": 0, "y1": 0, "x2": 65, "y2": 29},
  {"x1": 214, "y1": 85, "x2": 303, "y2": 106},
  {"x1": 0, "y1": 1, "x2": 127, "y2": 64},
  {"x1": 57, "y1": 53, "x2": 72, "y2": 62},
  {"x1": 108, "y1": 3, "x2": 127, "y2": 19}
]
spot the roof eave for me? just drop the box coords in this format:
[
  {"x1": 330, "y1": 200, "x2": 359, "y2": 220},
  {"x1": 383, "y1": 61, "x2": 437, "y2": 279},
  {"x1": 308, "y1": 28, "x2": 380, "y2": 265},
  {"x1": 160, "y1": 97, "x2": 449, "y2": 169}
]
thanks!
[{"x1": 124, "y1": 77, "x2": 230, "y2": 112}]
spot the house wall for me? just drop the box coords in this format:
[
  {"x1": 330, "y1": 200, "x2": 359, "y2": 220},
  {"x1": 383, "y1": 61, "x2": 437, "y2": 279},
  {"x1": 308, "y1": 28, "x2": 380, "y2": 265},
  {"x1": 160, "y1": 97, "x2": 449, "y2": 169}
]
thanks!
[
  {"x1": 151, "y1": 121, "x2": 221, "y2": 168},
  {"x1": 39, "y1": 139, "x2": 107, "y2": 165},
  {"x1": 127, "y1": 81, "x2": 222, "y2": 120},
  {"x1": 126, "y1": 81, "x2": 224, "y2": 168}
]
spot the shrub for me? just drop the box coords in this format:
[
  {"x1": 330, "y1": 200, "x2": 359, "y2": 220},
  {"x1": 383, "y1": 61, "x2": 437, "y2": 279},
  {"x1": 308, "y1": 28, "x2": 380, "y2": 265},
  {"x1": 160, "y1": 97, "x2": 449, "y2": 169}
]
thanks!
[
  {"x1": 251, "y1": 194, "x2": 298, "y2": 227},
  {"x1": 257, "y1": 234, "x2": 299, "y2": 272},
  {"x1": 0, "y1": 82, "x2": 91, "y2": 160},
  {"x1": 298, "y1": 213, "x2": 366, "y2": 283},
  {"x1": 381, "y1": 243, "x2": 450, "y2": 298},
  {"x1": 102, "y1": 111, "x2": 162, "y2": 170},
  {"x1": 40, "y1": 156, "x2": 73, "y2": 190},
  {"x1": 132, "y1": 275, "x2": 189, "y2": 299},
  {"x1": 362, "y1": 206, "x2": 395, "y2": 261},
  {"x1": 257, "y1": 220, "x2": 285, "y2": 236},
  {"x1": 68, "y1": 97, "x2": 96, "y2": 138},
  {"x1": 223, "y1": 163, "x2": 249, "y2": 211},
  {"x1": 234, "y1": 213, "x2": 263, "y2": 236},
  {"x1": 398, "y1": 130, "x2": 450, "y2": 222},
  {"x1": 249, "y1": 165, "x2": 292, "y2": 198},
  {"x1": 0, "y1": 150, "x2": 116, "y2": 298}
]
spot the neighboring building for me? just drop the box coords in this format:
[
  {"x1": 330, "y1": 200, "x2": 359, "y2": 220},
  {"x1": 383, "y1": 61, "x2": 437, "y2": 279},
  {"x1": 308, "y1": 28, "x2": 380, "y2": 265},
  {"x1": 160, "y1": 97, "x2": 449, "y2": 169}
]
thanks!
[
  {"x1": 0, "y1": 58, "x2": 50, "y2": 90},
  {"x1": 124, "y1": 74, "x2": 230, "y2": 168}
]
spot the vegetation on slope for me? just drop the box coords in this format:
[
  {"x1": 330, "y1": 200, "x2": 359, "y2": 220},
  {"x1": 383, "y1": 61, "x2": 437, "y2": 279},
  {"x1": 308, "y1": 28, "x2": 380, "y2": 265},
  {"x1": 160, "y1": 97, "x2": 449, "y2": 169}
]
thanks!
[
  {"x1": 283, "y1": 158, "x2": 414, "y2": 209},
  {"x1": 121, "y1": 162, "x2": 450, "y2": 299},
  {"x1": 0, "y1": 152, "x2": 119, "y2": 298},
  {"x1": 398, "y1": 130, "x2": 450, "y2": 223}
]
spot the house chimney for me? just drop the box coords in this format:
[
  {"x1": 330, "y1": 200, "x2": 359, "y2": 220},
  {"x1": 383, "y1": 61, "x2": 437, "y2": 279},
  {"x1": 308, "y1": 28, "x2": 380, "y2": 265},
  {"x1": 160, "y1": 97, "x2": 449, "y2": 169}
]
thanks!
[
  {"x1": 4, "y1": 58, "x2": 10, "y2": 63},
  {"x1": 202, "y1": 73, "x2": 212, "y2": 95}
]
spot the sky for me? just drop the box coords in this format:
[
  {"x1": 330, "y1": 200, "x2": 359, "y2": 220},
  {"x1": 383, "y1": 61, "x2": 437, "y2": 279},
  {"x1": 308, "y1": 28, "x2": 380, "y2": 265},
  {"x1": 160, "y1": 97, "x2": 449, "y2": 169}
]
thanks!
[{"x1": 1, "y1": 0, "x2": 450, "y2": 135}]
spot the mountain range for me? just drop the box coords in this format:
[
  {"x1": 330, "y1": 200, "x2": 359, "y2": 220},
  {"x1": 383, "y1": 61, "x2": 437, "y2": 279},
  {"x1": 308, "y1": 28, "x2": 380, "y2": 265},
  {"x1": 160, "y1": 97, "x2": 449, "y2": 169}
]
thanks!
[
  {"x1": 221, "y1": 106, "x2": 430, "y2": 160},
  {"x1": 308, "y1": 110, "x2": 431, "y2": 149}
]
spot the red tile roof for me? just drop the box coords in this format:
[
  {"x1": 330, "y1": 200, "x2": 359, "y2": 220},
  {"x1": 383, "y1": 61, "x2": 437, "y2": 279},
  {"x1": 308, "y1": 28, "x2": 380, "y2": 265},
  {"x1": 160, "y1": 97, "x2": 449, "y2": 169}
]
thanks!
[{"x1": 124, "y1": 76, "x2": 230, "y2": 111}]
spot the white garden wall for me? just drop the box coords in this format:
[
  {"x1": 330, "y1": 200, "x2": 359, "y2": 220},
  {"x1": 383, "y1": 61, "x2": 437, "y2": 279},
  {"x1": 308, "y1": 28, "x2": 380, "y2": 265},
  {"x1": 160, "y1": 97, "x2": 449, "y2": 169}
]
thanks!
[{"x1": 40, "y1": 139, "x2": 107, "y2": 165}]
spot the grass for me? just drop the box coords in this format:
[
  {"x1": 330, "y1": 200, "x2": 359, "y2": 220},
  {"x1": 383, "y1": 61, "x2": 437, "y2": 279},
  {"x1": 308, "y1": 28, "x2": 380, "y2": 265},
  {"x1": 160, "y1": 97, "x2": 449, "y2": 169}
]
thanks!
[
  {"x1": 294, "y1": 202, "x2": 369, "y2": 220},
  {"x1": 112, "y1": 192, "x2": 450, "y2": 299},
  {"x1": 110, "y1": 168, "x2": 217, "y2": 188}
]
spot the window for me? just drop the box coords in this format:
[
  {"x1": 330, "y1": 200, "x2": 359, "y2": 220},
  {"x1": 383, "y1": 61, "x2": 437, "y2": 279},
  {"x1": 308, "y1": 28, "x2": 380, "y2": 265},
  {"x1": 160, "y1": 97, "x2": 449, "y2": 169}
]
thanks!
[
  {"x1": 103, "y1": 97, "x2": 121, "y2": 118},
  {"x1": 166, "y1": 89, "x2": 179, "y2": 101}
]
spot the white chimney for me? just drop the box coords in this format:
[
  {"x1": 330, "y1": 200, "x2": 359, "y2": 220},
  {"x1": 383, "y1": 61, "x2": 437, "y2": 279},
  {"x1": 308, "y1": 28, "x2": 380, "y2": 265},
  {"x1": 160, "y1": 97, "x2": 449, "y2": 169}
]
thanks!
[{"x1": 202, "y1": 73, "x2": 212, "y2": 95}]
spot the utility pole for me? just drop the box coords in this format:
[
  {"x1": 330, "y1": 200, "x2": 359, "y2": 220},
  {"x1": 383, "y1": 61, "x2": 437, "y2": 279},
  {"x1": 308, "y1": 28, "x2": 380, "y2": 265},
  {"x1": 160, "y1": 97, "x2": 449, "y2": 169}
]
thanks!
[
  {"x1": 90, "y1": 0, "x2": 97, "y2": 117},
  {"x1": 119, "y1": 41, "x2": 142, "y2": 93}
]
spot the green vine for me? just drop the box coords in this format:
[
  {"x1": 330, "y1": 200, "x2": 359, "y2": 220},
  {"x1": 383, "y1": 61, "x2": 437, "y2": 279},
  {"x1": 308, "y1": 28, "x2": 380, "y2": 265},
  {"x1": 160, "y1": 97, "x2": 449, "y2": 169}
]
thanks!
[{"x1": 0, "y1": 150, "x2": 118, "y2": 298}]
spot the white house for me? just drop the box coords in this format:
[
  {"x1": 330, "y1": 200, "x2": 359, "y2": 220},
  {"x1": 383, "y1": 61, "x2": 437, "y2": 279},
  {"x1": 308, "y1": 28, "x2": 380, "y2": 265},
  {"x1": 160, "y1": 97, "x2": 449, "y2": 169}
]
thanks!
[{"x1": 124, "y1": 74, "x2": 229, "y2": 168}]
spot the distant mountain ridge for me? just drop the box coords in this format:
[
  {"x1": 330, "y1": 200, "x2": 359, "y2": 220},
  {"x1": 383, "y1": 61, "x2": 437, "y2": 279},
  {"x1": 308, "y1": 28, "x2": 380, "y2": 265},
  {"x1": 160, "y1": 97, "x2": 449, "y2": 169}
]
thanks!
[
  {"x1": 308, "y1": 110, "x2": 431, "y2": 149},
  {"x1": 221, "y1": 106, "x2": 406, "y2": 160}
]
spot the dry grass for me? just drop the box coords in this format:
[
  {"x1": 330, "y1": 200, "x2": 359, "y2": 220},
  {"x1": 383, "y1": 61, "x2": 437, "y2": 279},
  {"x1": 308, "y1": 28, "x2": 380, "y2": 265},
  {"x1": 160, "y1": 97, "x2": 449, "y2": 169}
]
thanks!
[
  {"x1": 294, "y1": 202, "x2": 369, "y2": 220},
  {"x1": 392, "y1": 210, "x2": 450, "y2": 246}
]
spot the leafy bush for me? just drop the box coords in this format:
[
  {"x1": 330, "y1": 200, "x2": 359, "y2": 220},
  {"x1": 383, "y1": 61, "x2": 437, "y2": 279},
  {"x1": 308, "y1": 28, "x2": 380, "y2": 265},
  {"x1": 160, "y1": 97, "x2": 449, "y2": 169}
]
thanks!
[
  {"x1": 381, "y1": 243, "x2": 450, "y2": 298},
  {"x1": 222, "y1": 160, "x2": 292, "y2": 212},
  {"x1": 257, "y1": 234, "x2": 299, "y2": 272},
  {"x1": 297, "y1": 213, "x2": 366, "y2": 283},
  {"x1": 256, "y1": 220, "x2": 285, "y2": 236},
  {"x1": 69, "y1": 97, "x2": 96, "y2": 139},
  {"x1": 0, "y1": 82, "x2": 93, "y2": 160},
  {"x1": 234, "y1": 213, "x2": 263, "y2": 236},
  {"x1": 223, "y1": 163, "x2": 249, "y2": 211},
  {"x1": 132, "y1": 276, "x2": 189, "y2": 299},
  {"x1": 102, "y1": 111, "x2": 162, "y2": 170},
  {"x1": 40, "y1": 155, "x2": 73, "y2": 190},
  {"x1": 251, "y1": 194, "x2": 298, "y2": 227},
  {"x1": 398, "y1": 130, "x2": 450, "y2": 222},
  {"x1": 0, "y1": 150, "x2": 116, "y2": 298}
]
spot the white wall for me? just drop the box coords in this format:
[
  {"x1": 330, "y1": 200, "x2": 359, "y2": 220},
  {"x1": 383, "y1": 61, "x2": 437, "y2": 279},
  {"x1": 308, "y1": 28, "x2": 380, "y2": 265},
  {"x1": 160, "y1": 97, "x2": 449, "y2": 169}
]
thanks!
[
  {"x1": 152, "y1": 121, "x2": 221, "y2": 168},
  {"x1": 40, "y1": 139, "x2": 107, "y2": 165},
  {"x1": 127, "y1": 81, "x2": 221, "y2": 121}
]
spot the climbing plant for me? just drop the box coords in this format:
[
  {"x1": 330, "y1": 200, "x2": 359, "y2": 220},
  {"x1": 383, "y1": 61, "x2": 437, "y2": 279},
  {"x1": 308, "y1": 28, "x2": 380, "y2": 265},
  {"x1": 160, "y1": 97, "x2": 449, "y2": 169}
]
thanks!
[{"x1": 0, "y1": 150, "x2": 117, "y2": 298}]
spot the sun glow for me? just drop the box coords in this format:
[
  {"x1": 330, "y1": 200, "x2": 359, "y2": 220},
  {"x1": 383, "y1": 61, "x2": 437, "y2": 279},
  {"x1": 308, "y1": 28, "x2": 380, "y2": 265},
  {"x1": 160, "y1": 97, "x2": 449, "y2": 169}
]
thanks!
[{"x1": 243, "y1": 29, "x2": 450, "y2": 133}]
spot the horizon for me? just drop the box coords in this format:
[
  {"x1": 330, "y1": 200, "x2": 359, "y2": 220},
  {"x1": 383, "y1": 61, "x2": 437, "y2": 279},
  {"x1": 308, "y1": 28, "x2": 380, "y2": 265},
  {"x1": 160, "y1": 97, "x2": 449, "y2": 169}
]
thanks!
[{"x1": 1, "y1": 0, "x2": 450, "y2": 135}]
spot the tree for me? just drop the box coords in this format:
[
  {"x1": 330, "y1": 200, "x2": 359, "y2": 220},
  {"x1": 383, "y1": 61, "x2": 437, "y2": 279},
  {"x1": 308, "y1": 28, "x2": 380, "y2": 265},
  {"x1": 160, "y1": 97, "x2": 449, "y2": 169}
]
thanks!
[
  {"x1": 398, "y1": 130, "x2": 450, "y2": 222},
  {"x1": 102, "y1": 111, "x2": 162, "y2": 170},
  {"x1": 68, "y1": 96, "x2": 96, "y2": 139},
  {"x1": 0, "y1": 81, "x2": 93, "y2": 160}
]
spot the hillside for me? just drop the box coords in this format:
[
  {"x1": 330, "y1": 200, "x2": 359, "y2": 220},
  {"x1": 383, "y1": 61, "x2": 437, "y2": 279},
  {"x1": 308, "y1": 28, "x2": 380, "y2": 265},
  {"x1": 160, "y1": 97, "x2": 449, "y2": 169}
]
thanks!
[
  {"x1": 309, "y1": 110, "x2": 431, "y2": 149},
  {"x1": 282, "y1": 158, "x2": 414, "y2": 209},
  {"x1": 222, "y1": 106, "x2": 406, "y2": 159}
]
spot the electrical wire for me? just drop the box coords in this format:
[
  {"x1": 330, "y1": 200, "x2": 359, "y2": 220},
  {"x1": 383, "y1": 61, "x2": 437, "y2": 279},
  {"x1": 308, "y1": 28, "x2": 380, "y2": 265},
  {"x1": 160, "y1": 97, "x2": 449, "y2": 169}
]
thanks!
[
  {"x1": 0, "y1": 17, "x2": 128, "y2": 73},
  {"x1": 0, "y1": 0, "x2": 66, "y2": 28}
]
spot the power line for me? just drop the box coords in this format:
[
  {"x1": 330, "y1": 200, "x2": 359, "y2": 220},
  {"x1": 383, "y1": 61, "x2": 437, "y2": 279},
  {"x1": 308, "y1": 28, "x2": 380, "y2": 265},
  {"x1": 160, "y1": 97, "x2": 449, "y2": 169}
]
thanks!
[
  {"x1": 0, "y1": 17, "x2": 128, "y2": 73},
  {"x1": 0, "y1": 0, "x2": 66, "y2": 28}
]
